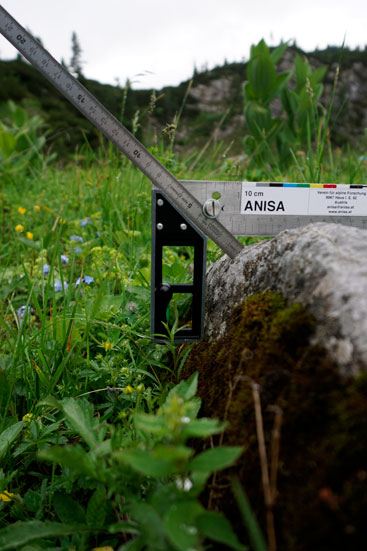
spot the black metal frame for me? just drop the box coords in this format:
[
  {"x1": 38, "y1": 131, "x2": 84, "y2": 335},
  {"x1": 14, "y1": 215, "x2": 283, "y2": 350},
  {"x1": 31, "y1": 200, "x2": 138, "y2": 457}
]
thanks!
[{"x1": 151, "y1": 190, "x2": 206, "y2": 342}]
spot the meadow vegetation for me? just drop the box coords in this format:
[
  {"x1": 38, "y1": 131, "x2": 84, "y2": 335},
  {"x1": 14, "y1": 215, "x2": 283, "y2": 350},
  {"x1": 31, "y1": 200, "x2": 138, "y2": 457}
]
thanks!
[{"x1": 0, "y1": 39, "x2": 366, "y2": 550}]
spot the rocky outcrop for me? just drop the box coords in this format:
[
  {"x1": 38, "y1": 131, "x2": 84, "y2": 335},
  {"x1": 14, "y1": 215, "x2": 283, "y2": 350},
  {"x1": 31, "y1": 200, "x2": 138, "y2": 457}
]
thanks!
[
  {"x1": 205, "y1": 223, "x2": 367, "y2": 376},
  {"x1": 181, "y1": 223, "x2": 367, "y2": 550},
  {"x1": 186, "y1": 48, "x2": 367, "y2": 147}
]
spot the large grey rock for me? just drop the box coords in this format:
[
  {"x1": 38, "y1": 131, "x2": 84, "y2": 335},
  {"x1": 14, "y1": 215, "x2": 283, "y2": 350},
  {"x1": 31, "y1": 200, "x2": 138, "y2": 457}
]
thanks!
[{"x1": 205, "y1": 223, "x2": 367, "y2": 376}]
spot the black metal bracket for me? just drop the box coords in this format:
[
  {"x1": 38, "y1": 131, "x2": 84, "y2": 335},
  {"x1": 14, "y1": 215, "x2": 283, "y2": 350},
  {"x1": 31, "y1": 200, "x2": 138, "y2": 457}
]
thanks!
[{"x1": 151, "y1": 190, "x2": 207, "y2": 342}]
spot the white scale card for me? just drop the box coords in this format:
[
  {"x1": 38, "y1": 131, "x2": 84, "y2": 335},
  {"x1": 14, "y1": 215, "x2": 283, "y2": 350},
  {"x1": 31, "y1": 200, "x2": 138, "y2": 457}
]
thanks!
[{"x1": 241, "y1": 183, "x2": 367, "y2": 217}]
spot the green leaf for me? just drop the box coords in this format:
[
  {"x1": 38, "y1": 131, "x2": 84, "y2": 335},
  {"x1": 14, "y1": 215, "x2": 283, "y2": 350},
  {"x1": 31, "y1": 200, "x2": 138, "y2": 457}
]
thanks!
[
  {"x1": 197, "y1": 511, "x2": 246, "y2": 550},
  {"x1": 190, "y1": 446, "x2": 243, "y2": 473},
  {"x1": 164, "y1": 501, "x2": 204, "y2": 551},
  {"x1": 231, "y1": 477, "x2": 268, "y2": 551},
  {"x1": 114, "y1": 449, "x2": 177, "y2": 477},
  {"x1": 59, "y1": 397, "x2": 98, "y2": 449},
  {"x1": 152, "y1": 444, "x2": 193, "y2": 463},
  {"x1": 167, "y1": 371, "x2": 198, "y2": 401},
  {"x1": 108, "y1": 520, "x2": 139, "y2": 535},
  {"x1": 38, "y1": 445, "x2": 97, "y2": 478},
  {"x1": 0, "y1": 421, "x2": 24, "y2": 461},
  {"x1": 0, "y1": 521, "x2": 86, "y2": 551},
  {"x1": 86, "y1": 487, "x2": 106, "y2": 528},
  {"x1": 24, "y1": 490, "x2": 42, "y2": 514},
  {"x1": 294, "y1": 53, "x2": 310, "y2": 91},
  {"x1": 244, "y1": 101, "x2": 273, "y2": 141},
  {"x1": 309, "y1": 65, "x2": 327, "y2": 86},
  {"x1": 134, "y1": 412, "x2": 168, "y2": 435},
  {"x1": 270, "y1": 41, "x2": 289, "y2": 64},
  {"x1": 181, "y1": 418, "x2": 226, "y2": 438},
  {"x1": 129, "y1": 502, "x2": 166, "y2": 550},
  {"x1": 0, "y1": 369, "x2": 11, "y2": 417},
  {"x1": 53, "y1": 492, "x2": 86, "y2": 525},
  {"x1": 248, "y1": 54, "x2": 276, "y2": 101}
]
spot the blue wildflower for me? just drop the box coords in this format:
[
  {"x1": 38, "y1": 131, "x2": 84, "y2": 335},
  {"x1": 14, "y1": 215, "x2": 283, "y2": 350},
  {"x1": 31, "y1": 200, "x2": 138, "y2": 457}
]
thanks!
[
  {"x1": 54, "y1": 280, "x2": 68, "y2": 292},
  {"x1": 43, "y1": 264, "x2": 50, "y2": 275},
  {"x1": 80, "y1": 217, "x2": 92, "y2": 227},
  {"x1": 96, "y1": 231, "x2": 101, "y2": 238},
  {"x1": 60, "y1": 254, "x2": 69, "y2": 265},
  {"x1": 70, "y1": 235, "x2": 83, "y2": 243},
  {"x1": 75, "y1": 275, "x2": 94, "y2": 287},
  {"x1": 74, "y1": 247, "x2": 82, "y2": 254},
  {"x1": 17, "y1": 305, "x2": 32, "y2": 319}
]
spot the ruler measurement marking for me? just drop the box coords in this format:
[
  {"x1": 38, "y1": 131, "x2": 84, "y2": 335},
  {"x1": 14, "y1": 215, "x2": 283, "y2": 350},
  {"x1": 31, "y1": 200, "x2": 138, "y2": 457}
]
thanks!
[{"x1": 0, "y1": 7, "x2": 243, "y2": 258}]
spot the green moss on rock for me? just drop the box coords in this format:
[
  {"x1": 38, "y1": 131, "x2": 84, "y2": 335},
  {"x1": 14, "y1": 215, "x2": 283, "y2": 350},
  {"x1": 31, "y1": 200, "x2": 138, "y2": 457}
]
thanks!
[{"x1": 182, "y1": 291, "x2": 367, "y2": 551}]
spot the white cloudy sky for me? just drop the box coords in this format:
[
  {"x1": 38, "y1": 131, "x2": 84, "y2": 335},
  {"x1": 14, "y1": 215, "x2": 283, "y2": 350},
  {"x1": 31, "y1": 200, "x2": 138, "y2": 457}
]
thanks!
[{"x1": 1, "y1": 0, "x2": 366, "y2": 89}]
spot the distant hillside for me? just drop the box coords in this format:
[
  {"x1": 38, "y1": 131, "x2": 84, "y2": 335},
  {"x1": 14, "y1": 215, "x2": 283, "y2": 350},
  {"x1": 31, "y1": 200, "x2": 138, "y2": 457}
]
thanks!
[{"x1": 2, "y1": 45, "x2": 367, "y2": 159}]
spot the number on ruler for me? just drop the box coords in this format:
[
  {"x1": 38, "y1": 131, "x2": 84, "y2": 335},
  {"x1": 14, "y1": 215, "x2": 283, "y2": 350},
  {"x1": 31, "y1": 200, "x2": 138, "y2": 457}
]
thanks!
[{"x1": 16, "y1": 34, "x2": 26, "y2": 44}]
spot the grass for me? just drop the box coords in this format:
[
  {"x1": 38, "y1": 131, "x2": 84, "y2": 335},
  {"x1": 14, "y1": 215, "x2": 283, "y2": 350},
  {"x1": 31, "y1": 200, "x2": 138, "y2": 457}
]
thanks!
[{"x1": 1, "y1": 102, "x2": 367, "y2": 550}]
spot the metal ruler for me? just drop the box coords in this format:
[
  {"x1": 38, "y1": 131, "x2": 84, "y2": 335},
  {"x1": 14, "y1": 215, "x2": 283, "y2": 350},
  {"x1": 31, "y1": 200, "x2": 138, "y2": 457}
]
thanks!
[{"x1": 0, "y1": 5, "x2": 243, "y2": 260}]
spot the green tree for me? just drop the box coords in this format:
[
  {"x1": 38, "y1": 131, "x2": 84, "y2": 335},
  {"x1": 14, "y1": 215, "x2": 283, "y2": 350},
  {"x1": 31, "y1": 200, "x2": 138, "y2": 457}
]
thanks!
[{"x1": 70, "y1": 31, "x2": 83, "y2": 77}]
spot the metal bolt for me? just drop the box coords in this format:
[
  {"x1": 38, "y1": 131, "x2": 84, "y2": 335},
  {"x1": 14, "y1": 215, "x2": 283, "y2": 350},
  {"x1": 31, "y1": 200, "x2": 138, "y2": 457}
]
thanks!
[
  {"x1": 180, "y1": 223, "x2": 187, "y2": 230},
  {"x1": 157, "y1": 198, "x2": 164, "y2": 206},
  {"x1": 157, "y1": 223, "x2": 163, "y2": 230},
  {"x1": 203, "y1": 198, "x2": 222, "y2": 219}
]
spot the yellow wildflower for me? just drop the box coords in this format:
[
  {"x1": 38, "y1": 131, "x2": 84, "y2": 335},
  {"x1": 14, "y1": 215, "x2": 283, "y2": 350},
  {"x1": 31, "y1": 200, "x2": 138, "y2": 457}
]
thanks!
[
  {"x1": 91, "y1": 547, "x2": 114, "y2": 551},
  {"x1": 0, "y1": 491, "x2": 14, "y2": 502},
  {"x1": 26, "y1": 231, "x2": 34, "y2": 240},
  {"x1": 59, "y1": 218, "x2": 66, "y2": 224},
  {"x1": 34, "y1": 205, "x2": 41, "y2": 211},
  {"x1": 123, "y1": 385, "x2": 134, "y2": 395},
  {"x1": 18, "y1": 206, "x2": 26, "y2": 215},
  {"x1": 103, "y1": 341, "x2": 112, "y2": 351},
  {"x1": 22, "y1": 413, "x2": 34, "y2": 422},
  {"x1": 15, "y1": 224, "x2": 24, "y2": 233}
]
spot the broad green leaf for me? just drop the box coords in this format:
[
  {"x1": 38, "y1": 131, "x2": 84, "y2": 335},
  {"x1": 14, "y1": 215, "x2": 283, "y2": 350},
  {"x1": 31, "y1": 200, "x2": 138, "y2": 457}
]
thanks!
[
  {"x1": 164, "y1": 501, "x2": 204, "y2": 551},
  {"x1": 190, "y1": 446, "x2": 243, "y2": 473},
  {"x1": 294, "y1": 53, "x2": 310, "y2": 91},
  {"x1": 114, "y1": 449, "x2": 177, "y2": 477},
  {"x1": 0, "y1": 421, "x2": 24, "y2": 461},
  {"x1": 53, "y1": 492, "x2": 86, "y2": 525},
  {"x1": 243, "y1": 80, "x2": 256, "y2": 101},
  {"x1": 309, "y1": 65, "x2": 327, "y2": 86},
  {"x1": 167, "y1": 371, "x2": 198, "y2": 402},
  {"x1": 129, "y1": 502, "x2": 165, "y2": 550},
  {"x1": 108, "y1": 520, "x2": 139, "y2": 535},
  {"x1": 248, "y1": 54, "x2": 276, "y2": 101},
  {"x1": 24, "y1": 490, "x2": 42, "y2": 514},
  {"x1": 134, "y1": 413, "x2": 168, "y2": 435},
  {"x1": 244, "y1": 101, "x2": 273, "y2": 141},
  {"x1": 152, "y1": 444, "x2": 193, "y2": 463},
  {"x1": 181, "y1": 418, "x2": 226, "y2": 438},
  {"x1": 0, "y1": 129, "x2": 16, "y2": 158},
  {"x1": 197, "y1": 511, "x2": 246, "y2": 550},
  {"x1": 86, "y1": 487, "x2": 106, "y2": 528},
  {"x1": 60, "y1": 397, "x2": 98, "y2": 449},
  {"x1": 270, "y1": 41, "x2": 289, "y2": 64},
  {"x1": 38, "y1": 445, "x2": 97, "y2": 478},
  {"x1": 0, "y1": 520, "x2": 86, "y2": 551}
]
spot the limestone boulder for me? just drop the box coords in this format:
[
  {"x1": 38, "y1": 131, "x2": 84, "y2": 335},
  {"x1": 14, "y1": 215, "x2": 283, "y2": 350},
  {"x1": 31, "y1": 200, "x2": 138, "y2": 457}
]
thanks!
[{"x1": 205, "y1": 222, "x2": 367, "y2": 376}]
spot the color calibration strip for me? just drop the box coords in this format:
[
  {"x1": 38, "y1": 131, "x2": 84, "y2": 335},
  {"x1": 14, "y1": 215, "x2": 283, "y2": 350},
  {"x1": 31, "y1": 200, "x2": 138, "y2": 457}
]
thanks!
[
  {"x1": 241, "y1": 182, "x2": 367, "y2": 217},
  {"x1": 252, "y1": 183, "x2": 367, "y2": 189}
]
